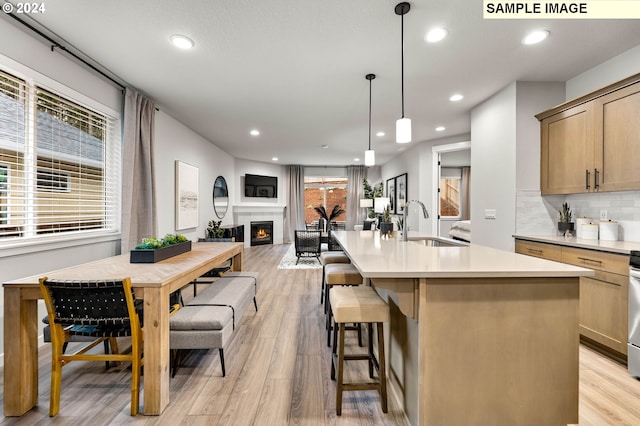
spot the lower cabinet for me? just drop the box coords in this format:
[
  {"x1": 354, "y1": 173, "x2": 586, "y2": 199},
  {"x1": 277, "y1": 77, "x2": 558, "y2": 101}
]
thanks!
[{"x1": 515, "y1": 239, "x2": 629, "y2": 358}]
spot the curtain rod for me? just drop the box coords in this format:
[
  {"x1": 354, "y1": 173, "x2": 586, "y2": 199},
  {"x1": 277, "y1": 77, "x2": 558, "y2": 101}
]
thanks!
[{"x1": 7, "y1": 12, "x2": 126, "y2": 91}]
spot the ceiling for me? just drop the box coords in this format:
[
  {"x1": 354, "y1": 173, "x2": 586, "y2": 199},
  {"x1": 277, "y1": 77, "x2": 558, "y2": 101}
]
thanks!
[{"x1": 11, "y1": 0, "x2": 640, "y2": 166}]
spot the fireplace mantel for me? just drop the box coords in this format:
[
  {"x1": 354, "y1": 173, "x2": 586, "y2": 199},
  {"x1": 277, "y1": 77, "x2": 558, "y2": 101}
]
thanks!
[{"x1": 232, "y1": 204, "x2": 286, "y2": 247}]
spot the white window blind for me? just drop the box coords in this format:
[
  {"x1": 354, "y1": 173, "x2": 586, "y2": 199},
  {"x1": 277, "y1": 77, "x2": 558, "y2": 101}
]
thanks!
[{"x1": 0, "y1": 68, "x2": 120, "y2": 241}]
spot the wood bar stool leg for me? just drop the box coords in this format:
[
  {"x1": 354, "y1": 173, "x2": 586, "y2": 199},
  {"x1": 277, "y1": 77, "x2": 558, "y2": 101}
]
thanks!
[
  {"x1": 336, "y1": 322, "x2": 346, "y2": 416},
  {"x1": 377, "y1": 322, "x2": 388, "y2": 413}
]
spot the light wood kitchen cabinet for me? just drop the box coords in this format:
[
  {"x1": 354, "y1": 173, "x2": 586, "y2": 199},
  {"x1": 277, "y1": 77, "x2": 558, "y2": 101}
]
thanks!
[
  {"x1": 516, "y1": 238, "x2": 629, "y2": 358},
  {"x1": 540, "y1": 103, "x2": 594, "y2": 194},
  {"x1": 514, "y1": 240, "x2": 562, "y2": 261},
  {"x1": 537, "y1": 73, "x2": 640, "y2": 195},
  {"x1": 593, "y1": 84, "x2": 640, "y2": 192}
]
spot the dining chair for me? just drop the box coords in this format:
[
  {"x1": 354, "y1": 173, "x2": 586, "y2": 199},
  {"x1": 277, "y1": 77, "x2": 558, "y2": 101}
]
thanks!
[
  {"x1": 39, "y1": 277, "x2": 144, "y2": 416},
  {"x1": 294, "y1": 230, "x2": 322, "y2": 264}
]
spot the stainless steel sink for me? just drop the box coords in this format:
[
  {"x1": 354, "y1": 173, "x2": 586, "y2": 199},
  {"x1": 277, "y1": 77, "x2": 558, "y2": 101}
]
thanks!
[{"x1": 408, "y1": 237, "x2": 466, "y2": 247}]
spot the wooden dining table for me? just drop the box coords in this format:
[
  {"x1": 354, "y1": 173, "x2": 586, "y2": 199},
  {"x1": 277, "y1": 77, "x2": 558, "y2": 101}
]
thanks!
[{"x1": 3, "y1": 241, "x2": 243, "y2": 416}]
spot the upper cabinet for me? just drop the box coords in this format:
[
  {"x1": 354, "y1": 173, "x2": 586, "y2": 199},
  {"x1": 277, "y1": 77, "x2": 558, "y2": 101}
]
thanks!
[{"x1": 537, "y1": 74, "x2": 640, "y2": 195}]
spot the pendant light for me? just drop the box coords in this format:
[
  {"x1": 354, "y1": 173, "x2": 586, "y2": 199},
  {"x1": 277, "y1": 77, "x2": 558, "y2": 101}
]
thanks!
[
  {"x1": 364, "y1": 73, "x2": 376, "y2": 166},
  {"x1": 395, "y1": 2, "x2": 411, "y2": 143}
]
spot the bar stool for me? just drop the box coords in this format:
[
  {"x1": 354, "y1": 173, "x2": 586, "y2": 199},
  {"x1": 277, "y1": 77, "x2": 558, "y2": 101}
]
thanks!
[
  {"x1": 324, "y1": 263, "x2": 363, "y2": 346},
  {"x1": 320, "y1": 251, "x2": 350, "y2": 306},
  {"x1": 329, "y1": 285, "x2": 389, "y2": 416}
]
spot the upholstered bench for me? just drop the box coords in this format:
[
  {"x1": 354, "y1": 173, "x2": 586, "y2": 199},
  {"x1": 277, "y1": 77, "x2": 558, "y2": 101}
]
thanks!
[{"x1": 170, "y1": 274, "x2": 258, "y2": 377}]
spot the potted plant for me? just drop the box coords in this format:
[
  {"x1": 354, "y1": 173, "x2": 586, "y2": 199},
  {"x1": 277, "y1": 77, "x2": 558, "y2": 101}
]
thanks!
[
  {"x1": 314, "y1": 204, "x2": 345, "y2": 232},
  {"x1": 379, "y1": 204, "x2": 394, "y2": 237},
  {"x1": 206, "y1": 220, "x2": 225, "y2": 239},
  {"x1": 558, "y1": 202, "x2": 574, "y2": 233},
  {"x1": 130, "y1": 233, "x2": 191, "y2": 263}
]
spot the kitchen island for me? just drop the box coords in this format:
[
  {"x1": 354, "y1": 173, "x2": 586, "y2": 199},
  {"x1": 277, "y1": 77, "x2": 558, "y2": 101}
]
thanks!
[{"x1": 332, "y1": 230, "x2": 593, "y2": 425}]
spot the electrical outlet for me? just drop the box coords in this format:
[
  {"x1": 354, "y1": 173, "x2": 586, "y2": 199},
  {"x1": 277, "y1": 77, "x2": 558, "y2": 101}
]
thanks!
[{"x1": 600, "y1": 209, "x2": 608, "y2": 220}]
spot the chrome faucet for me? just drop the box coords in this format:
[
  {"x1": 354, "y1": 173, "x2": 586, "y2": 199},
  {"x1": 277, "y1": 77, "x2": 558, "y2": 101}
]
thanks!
[{"x1": 403, "y1": 200, "x2": 429, "y2": 241}]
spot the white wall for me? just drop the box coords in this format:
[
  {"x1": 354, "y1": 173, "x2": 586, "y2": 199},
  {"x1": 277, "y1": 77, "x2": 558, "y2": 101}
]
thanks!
[
  {"x1": 0, "y1": 20, "x2": 123, "y2": 357},
  {"x1": 470, "y1": 84, "x2": 517, "y2": 251},
  {"x1": 567, "y1": 44, "x2": 640, "y2": 100},
  {"x1": 154, "y1": 111, "x2": 237, "y2": 242}
]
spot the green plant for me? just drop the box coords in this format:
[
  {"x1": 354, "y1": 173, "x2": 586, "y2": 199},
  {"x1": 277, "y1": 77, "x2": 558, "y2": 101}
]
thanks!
[
  {"x1": 206, "y1": 220, "x2": 225, "y2": 239},
  {"x1": 559, "y1": 202, "x2": 572, "y2": 223},
  {"x1": 135, "y1": 233, "x2": 187, "y2": 250},
  {"x1": 362, "y1": 177, "x2": 383, "y2": 199},
  {"x1": 382, "y1": 204, "x2": 392, "y2": 224},
  {"x1": 396, "y1": 216, "x2": 404, "y2": 231},
  {"x1": 362, "y1": 178, "x2": 383, "y2": 219}
]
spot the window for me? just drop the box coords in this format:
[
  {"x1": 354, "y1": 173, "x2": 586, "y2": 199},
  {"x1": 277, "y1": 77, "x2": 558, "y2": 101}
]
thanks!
[
  {"x1": 0, "y1": 68, "x2": 120, "y2": 241},
  {"x1": 440, "y1": 175, "x2": 461, "y2": 218},
  {"x1": 37, "y1": 169, "x2": 70, "y2": 192},
  {"x1": 304, "y1": 176, "x2": 347, "y2": 227}
]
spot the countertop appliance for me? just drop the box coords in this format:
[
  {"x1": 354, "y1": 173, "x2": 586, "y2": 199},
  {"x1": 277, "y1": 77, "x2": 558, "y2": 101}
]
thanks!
[{"x1": 629, "y1": 250, "x2": 640, "y2": 378}]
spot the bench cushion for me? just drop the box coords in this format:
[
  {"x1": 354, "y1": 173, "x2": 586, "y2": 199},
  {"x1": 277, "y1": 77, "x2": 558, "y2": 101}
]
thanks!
[
  {"x1": 191, "y1": 276, "x2": 254, "y2": 307},
  {"x1": 170, "y1": 305, "x2": 233, "y2": 331},
  {"x1": 220, "y1": 271, "x2": 260, "y2": 294}
]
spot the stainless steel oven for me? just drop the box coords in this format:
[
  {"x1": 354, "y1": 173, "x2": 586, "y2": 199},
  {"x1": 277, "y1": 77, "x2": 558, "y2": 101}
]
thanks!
[{"x1": 629, "y1": 251, "x2": 640, "y2": 378}]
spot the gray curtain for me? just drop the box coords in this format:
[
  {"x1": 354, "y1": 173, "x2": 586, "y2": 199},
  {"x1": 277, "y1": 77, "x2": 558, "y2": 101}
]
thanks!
[
  {"x1": 346, "y1": 165, "x2": 366, "y2": 231},
  {"x1": 461, "y1": 166, "x2": 471, "y2": 220},
  {"x1": 284, "y1": 165, "x2": 305, "y2": 243},
  {"x1": 121, "y1": 88, "x2": 156, "y2": 252}
]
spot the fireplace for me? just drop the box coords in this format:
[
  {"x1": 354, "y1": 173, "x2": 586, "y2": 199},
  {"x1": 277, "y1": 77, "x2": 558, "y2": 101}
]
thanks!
[{"x1": 250, "y1": 221, "x2": 273, "y2": 246}]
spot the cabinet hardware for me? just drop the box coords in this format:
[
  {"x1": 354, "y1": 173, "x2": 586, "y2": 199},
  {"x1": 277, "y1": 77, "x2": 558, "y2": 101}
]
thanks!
[
  {"x1": 527, "y1": 248, "x2": 543, "y2": 254},
  {"x1": 585, "y1": 169, "x2": 590, "y2": 190},
  {"x1": 578, "y1": 256, "x2": 602, "y2": 265},
  {"x1": 594, "y1": 168, "x2": 600, "y2": 191}
]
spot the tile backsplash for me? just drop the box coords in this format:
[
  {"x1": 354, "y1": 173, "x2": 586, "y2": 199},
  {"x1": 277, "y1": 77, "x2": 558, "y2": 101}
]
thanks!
[{"x1": 516, "y1": 189, "x2": 640, "y2": 242}]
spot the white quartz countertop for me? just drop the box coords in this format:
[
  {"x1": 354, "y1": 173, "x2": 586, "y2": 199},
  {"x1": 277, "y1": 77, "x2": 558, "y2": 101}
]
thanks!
[
  {"x1": 514, "y1": 234, "x2": 640, "y2": 255},
  {"x1": 333, "y1": 231, "x2": 593, "y2": 279}
]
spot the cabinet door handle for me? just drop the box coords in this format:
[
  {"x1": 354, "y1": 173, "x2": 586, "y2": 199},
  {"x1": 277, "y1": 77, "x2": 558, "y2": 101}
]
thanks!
[
  {"x1": 594, "y1": 168, "x2": 600, "y2": 191},
  {"x1": 585, "y1": 169, "x2": 590, "y2": 190},
  {"x1": 578, "y1": 256, "x2": 602, "y2": 265},
  {"x1": 527, "y1": 248, "x2": 543, "y2": 254}
]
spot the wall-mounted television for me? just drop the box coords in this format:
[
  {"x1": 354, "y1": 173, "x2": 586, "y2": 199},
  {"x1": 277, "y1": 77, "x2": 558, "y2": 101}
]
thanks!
[{"x1": 244, "y1": 174, "x2": 278, "y2": 198}]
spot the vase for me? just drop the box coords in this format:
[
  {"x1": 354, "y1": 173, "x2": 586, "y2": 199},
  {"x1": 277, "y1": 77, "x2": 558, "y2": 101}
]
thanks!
[
  {"x1": 379, "y1": 222, "x2": 394, "y2": 237},
  {"x1": 557, "y1": 222, "x2": 574, "y2": 232}
]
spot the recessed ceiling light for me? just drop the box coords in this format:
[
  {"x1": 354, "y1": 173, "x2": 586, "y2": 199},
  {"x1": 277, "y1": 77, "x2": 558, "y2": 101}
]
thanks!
[
  {"x1": 354, "y1": 158, "x2": 361, "y2": 162},
  {"x1": 170, "y1": 34, "x2": 195, "y2": 49},
  {"x1": 376, "y1": 131, "x2": 385, "y2": 137},
  {"x1": 435, "y1": 126, "x2": 445, "y2": 132},
  {"x1": 272, "y1": 157, "x2": 279, "y2": 161},
  {"x1": 449, "y1": 94, "x2": 464, "y2": 102},
  {"x1": 322, "y1": 144, "x2": 329, "y2": 149},
  {"x1": 250, "y1": 129, "x2": 260, "y2": 136},
  {"x1": 425, "y1": 27, "x2": 447, "y2": 43},
  {"x1": 522, "y1": 30, "x2": 549, "y2": 45}
]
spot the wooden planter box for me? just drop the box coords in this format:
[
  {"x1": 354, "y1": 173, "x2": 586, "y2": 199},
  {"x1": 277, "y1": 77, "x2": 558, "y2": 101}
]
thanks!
[{"x1": 130, "y1": 241, "x2": 192, "y2": 263}]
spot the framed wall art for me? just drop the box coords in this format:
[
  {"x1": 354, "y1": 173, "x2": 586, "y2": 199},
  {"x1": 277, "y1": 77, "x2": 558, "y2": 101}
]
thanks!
[
  {"x1": 386, "y1": 177, "x2": 396, "y2": 214},
  {"x1": 175, "y1": 160, "x2": 199, "y2": 230},
  {"x1": 395, "y1": 173, "x2": 407, "y2": 214}
]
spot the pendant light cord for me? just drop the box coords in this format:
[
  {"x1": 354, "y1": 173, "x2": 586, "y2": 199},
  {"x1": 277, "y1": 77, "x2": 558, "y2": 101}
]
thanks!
[
  {"x1": 400, "y1": 12, "x2": 405, "y2": 119},
  {"x1": 368, "y1": 77, "x2": 372, "y2": 150}
]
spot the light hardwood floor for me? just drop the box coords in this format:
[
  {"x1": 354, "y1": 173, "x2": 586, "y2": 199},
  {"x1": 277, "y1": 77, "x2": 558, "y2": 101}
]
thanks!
[{"x1": 1, "y1": 243, "x2": 640, "y2": 425}]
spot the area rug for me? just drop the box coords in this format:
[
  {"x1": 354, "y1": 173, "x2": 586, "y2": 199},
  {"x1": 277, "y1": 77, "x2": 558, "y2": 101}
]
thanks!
[{"x1": 277, "y1": 244, "x2": 323, "y2": 269}]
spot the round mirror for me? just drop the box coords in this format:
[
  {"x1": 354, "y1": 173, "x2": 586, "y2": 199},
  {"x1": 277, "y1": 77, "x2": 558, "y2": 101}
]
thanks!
[{"x1": 213, "y1": 176, "x2": 229, "y2": 219}]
